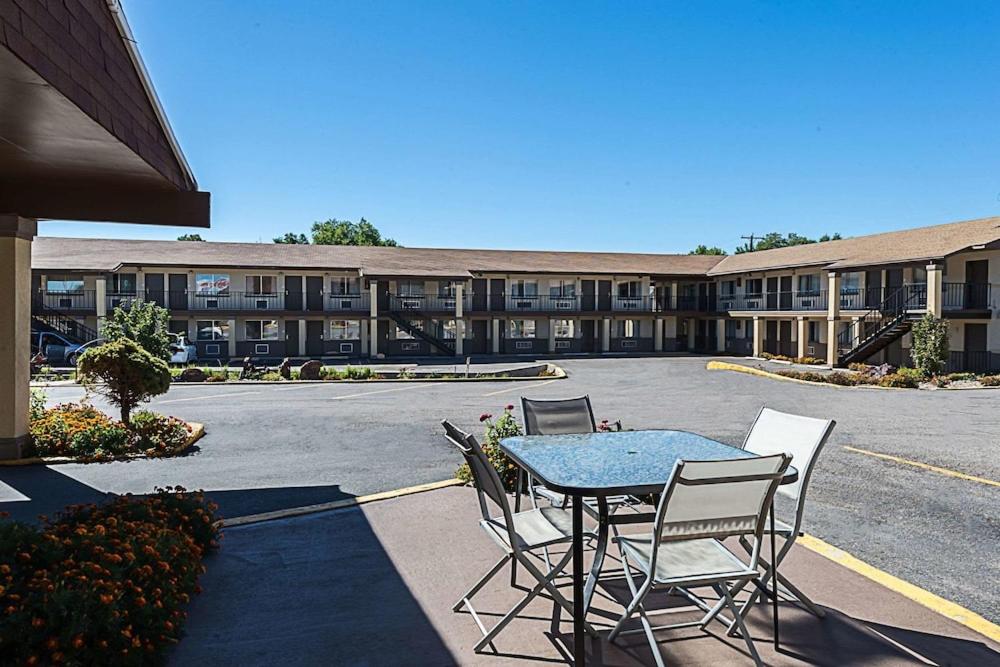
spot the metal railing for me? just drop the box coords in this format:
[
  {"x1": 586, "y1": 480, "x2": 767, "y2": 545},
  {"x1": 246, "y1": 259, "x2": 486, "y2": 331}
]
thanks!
[
  {"x1": 836, "y1": 285, "x2": 926, "y2": 356},
  {"x1": 947, "y1": 351, "x2": 999, "y2": 374},
  {"x1": 389, "y1": 294, "x2": 466, "y2": 312},
  {"x1": 718, "y1": 291, "x2": 828, "y2": 312},
  {"x1": 611, "y1": 295, "x2": 654, "y2": 312},
  {"x1": 327, "y1": 293, "x2": 370, "y2": 312},
  {"x1": 943, "y1": 283, "x2": 991, "y2": 311},
  {"x1": 36, "y1": 290, "x2": 96, "y2": 311},
  {"x1": 506, "y1": 295, "x2": 581, "y2": 312}
]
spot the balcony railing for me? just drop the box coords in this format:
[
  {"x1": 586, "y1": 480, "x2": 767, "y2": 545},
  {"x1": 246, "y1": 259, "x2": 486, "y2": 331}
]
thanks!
[
  {"x1": 35, "y1": 290, "x2": 96, "y2": 311},
  {"x1": 947, "y1": 350, "x2": 999, "y2": 374},
  {"x1": 506, "y1": 295, "x2": 581, "y2": 312},
  {"x1": 327, "y1": 293, "x2": 370, "y2": 312},
  {"x1": 943, "y1": 283, "x2": 991, "y2": 311},
  {"x1": 389, "y1": 294, "x2": 466, "y2": 312},
  {"x1": 106, "y1": 292, "x2": 142, "y2": 310},
  {"x1": 718, "y1": 291, "x2": 828, "y2": 312},
  {"x1": 611, "y1": 296, "x2": 654, "y2": 312}
]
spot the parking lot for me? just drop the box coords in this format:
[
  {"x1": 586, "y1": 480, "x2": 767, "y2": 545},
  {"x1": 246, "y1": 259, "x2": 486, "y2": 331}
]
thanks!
[{"x1": 4, "y1": 356, "x2": 998, "y2": 623}]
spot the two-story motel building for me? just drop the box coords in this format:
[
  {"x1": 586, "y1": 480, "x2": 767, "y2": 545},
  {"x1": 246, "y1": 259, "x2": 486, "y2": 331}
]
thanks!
[{"x1": 30, "y1": 216, "x2": 1000, "y2": 373}]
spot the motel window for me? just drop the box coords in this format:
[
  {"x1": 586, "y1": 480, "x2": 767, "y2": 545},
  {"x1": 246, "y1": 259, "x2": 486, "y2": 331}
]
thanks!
[
  {"x1": 45, "y1": 275, "x2": 85, "y2": 293},
  {"x1": 510, "y1": 280, "x2": 538, "y2": 297},
  {"x1": 721, "y1": 280, "x2": 736, "y2": 296},
  {"x1": 397, "y1": 280, "x2": 424, "y2": 297},
  {"x1": 797, "y1": 274, "x2": 820, "y2": 295},
  {"x1": 745, "y1": 278, "x2": 763, "y2": 296},
  {"x1": 330, "y1": 276, "x2": 360, "y2": 295},
  {"x1": 616, "y1": 320, "x2": 637, "y2": 338},
  {"x1": 110, "y1": 273, "x2": 137, "y2": 294},
  {"x1": 912, "y1": 267, "x2": 927, "y2": 284},
  {"x1": 438, "y1": 281, "x2": 460, "y2": 298},
  {"x1": 553, "y1": 319, "x2": 574, "y2": 338},
  {"x1": 841, "y1": 272, "x2": 862, "y2": 293},
  {"x1": 725, "y1": 320, "x2": 738, "y2": 338},
  {"x1": 395, "y1": 320, "x2": 423, "y2": 339},
  {"x1": 550, "y1": 280, "x2": 576, "y2": 297},
  {"x1": 808, "y1": 321, "x2": 821, "y2": 342},
  {"x1": 246, "y1": 275, "x2": 278, "y2": 295},
  {"x1": 197, "y1": 320, "x2": 229, "y2": 341},
  {"x1": 330, "y1": 320, "x2": 360, "y2": 340},
  {"x1": 438, "y1": 320, "x2": 457, "y2": 339},
  {"x1": 245, "y1": 320, "x2": 279, "y2": 341},
  {"x1": 195, "y1": 273, "x2": 230, "y2": 295},
  {"x1": 509, "y1": 320, "x2": 536, "y2": 339},
  {"x1": 617, "y1": 281, "x2": 641, "y2": 298}
]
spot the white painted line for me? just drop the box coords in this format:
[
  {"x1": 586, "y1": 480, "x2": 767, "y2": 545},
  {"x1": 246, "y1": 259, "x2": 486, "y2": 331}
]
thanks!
[
  {"x1": 330, "y1": 383, "x2": 441, "y2": 400},
  {"x1": 274, "y1": 383, "x2": 335, "y2": 392},
  {"x1": 482, "y1": 379, "x2": 558, "y2": 397},
  {"x1": 158, "y1": 390, "x2": 259, "y2": 404}
]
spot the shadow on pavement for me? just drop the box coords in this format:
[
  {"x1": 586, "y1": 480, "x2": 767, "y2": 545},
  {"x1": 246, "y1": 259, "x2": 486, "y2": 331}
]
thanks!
[{"x1": 0, "y1": 465, "x2": 111, "y2": 523}]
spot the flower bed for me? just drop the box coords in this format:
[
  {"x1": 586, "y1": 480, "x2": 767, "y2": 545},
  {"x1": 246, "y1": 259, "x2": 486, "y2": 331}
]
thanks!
[
  {"x1": 759, "y1": 352, "x2": 826, "y2": 365},
  {"x1": 777, "y1": 367, "x2": 922, "y2": 388},
  {"x1": 28, "y1": 403, "x2": 194, "y2": 462},
  {"x1": 0, "y1": 488, "x2": 219, "y2": 665}
]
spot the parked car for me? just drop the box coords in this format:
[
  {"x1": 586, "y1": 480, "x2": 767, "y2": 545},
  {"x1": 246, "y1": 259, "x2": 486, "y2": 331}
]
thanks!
[
  {"x1": 65, "y1": 338, "x2": 105, "y2": 367},
  {"x1": 30, "y1": 329, "x2": 86, "y2": 367},
  {"x1": 169, "y1": 333, "x2": 198, "y2": 364}
]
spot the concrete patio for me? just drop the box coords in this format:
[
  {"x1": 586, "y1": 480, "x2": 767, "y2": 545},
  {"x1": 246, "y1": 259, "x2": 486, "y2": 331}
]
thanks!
[{"x1": 171, "y1": 485, "x2": 999, "y2": 666}]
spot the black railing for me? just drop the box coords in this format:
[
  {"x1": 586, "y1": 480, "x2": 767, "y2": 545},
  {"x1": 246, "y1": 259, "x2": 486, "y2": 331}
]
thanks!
[
  {"x1": 506, "y1": 295, "x2": 581, "y2": 312},
  {"x1": 943, "y1": 283, "x2": 991, "y2": 311},
  {"x1": 611, "y1": 296, "x2": 654, "y2": 312},
  {"x1": 725, "y1": 337, "x2": 753, "y2": 355},
  {"x1": 327, "y1": 293, "x2": 371, "y2": 312},
  {"x1": 36, "y1": 290, "x2": 96, "y2": 311},
  {"x1": 947, "y1": 351, "x2": 999, "y2": 374},
  {"x1": 718, "y1": 291, "x2": 828, "y2": 312},
  {"x1": 836, "y1": 285, "x2": 926, "y2": 357},
  {"x1": 389, "y1": 294, "x2": 465, "y2": 312}
]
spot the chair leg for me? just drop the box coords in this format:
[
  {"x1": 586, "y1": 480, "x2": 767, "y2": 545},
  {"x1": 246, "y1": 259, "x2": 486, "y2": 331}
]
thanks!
[
  {"x1": 454, "y1": 554, "x2": 510, "y2": 612},
  {"x1": 716, "y1": 583, "x2": 764, "y2": 667}
]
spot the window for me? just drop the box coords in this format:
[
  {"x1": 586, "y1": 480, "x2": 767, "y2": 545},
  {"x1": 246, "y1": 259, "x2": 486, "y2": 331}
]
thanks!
[
  {"x1": 808, "y1": 321, "x2": 821, "y2": 342},
  {"x1": 509, "y1": 320, "x2": 536, "y2": 338},
  {"x1": 841, "y1": 272, "x2": 862, "y2": 292},
  {"x1": 510, "y1": 280, "x2": 538, "y2": 297},
  {"x1": 195, "y1": 273, "x2": 230, "y2": 295},
  {"x1": 46, "y1": 275, "x2": 84, "y2": 293},
  {"x1": 721, "y1": 280, "x2": 736, "y2": 297},
  {"x1": 745, "y1": 278, "x2": 763, "y2": 296},
  {"x1": 617, "y1": 281, "x2": 641, "y2": 298},
  {"x1": 246, "y1": 275, "x2": 277, "y2": 295},
  {"x1": 330, "y1": 276, "x2": 359, "y2": 295},
  {"x1": 110, "y1": 273, "x2": 136, "y2": 294},
  {"x1": 330, "y1": 319, "x2": 361, "y2": 340},
  {"x1": 912, "y1": 267, "x2": 927, "y2": 284},
  {"x1": 245, "y1": 320, "x2": 279, "y2": 340},
  {"x1": 616, "y1": 319, "x2": 637, "y2": 338},
  {"x1": 438, "y1": 320, "x2": 457, "y2": 339},
  {"x1": 438, "y1": 281, "x2": 459, "y2": 298},
  {"x1": 797, "y1": 274, "x2": 820, "y2": 295},
  {"x1": 395, "y1": 320, "x2": 423, "y2": 339},
  {"x1": 549, "y1": 280, "x2": 576, "y2": 297},
  {"x1": 196, "y1": 320, "x2": 229, "y2": 341},
  {"x1": 397, "y1": 280, "x2": 424, "y2": 297},
  {"x1": 553, "y1": 319, "x2": 574, "y2": 338}
]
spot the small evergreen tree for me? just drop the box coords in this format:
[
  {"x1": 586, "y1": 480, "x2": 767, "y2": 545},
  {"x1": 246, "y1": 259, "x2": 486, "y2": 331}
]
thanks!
[
  {"x1": 910, "y1": 313, "x2": 949, "y2": 377},
  {"x1": 77, "y1": 339, "x2": 171, "y2": 426},
  {"x1": 101, "y1": 300, "x2": 172, "y2": 361}
]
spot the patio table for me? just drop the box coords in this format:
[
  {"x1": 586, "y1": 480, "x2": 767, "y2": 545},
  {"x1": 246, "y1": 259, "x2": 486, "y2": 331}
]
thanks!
[{"x1": 500, "y1": 429, "x2": 798, "y2": 667}]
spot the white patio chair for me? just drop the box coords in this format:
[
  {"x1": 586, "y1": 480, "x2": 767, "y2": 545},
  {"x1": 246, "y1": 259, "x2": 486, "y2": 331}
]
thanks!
[
  {"x1": 727, "y1": 407, "x2": 836, "y2": 633},
  {"x1": 608, "y1": 454, "x2": 792, "y2": 667},
  {"x1": 442, "y1": 419, "x2": 598, "y2": 654}
]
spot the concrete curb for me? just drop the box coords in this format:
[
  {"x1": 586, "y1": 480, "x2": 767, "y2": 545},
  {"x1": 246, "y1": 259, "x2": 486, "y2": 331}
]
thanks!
[
  {"x1": 0, "y1": 421, "x2": 205, "y2": 467},
  {"x1": 218, "y1": 478, "x2": 465, "y2": 528},
  {"x1": 706, "y1": 360, "x2": 902, "y2": 390},
  {"x1": 798, "y1": 533, "x2": 1000, "y2": 643}
]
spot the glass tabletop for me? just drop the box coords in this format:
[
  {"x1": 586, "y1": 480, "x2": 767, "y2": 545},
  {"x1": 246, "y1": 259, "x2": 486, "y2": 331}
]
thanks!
[{"x1": 500, "y1": 429, "x2": 798, "y2": 496}]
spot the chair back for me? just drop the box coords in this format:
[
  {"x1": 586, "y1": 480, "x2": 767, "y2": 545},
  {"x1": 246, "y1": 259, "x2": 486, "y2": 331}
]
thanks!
[
  {"x1": 442, "y1": 420, "x2": 516, "y2": 535},
  {"x1": 520, "y1": 395, "x2": 596, "y2": 435},
  {"x1": 649, "y1": 455, "x2": 790, "y2": 572},
  {"x1": 741, "y1": 407, "x2": 835, "y2": 506}
]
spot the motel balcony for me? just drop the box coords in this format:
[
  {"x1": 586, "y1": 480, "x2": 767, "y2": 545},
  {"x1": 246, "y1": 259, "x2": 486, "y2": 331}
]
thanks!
[{"x1": 389, "y1": 294, "x2": 468, "y2": 313}]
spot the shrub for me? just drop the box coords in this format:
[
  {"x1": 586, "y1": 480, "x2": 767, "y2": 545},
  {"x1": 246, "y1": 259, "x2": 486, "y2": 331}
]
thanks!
[
  {"x1": 29, "y1": 388, "x2": 46, "y2": 422},
  {"x1": 260, "y1": 371, "x2": 285, "y2": 382},
  {"x1": 878, "y1": 372, "x2": 920, "y2": 388},
  {"x1": 319, "y1": 367, "x2": 344, "y2": 380},
  {"x1": 910, "y1": 313, "x2": 949, "y2": 378},
  {"x1": 344, "y1": 366, "x2": 374, "y2": 380},
  {"x1": 77, "y1": 340, "x2": 171, "y2": 426},
  {"x1": 0, "y1": 488, "x2": 218, "y2": 665},
  {"x1": 130, "y1": 411, "x2": 192, "y2": 456},
  {"x1": 29, "y1": 403, "x2": 122, "y2": 458},
  {"x1": 980, "y1": 375, "x2": 1000, "y2": 387},
  {"x1": 455, "y1": 406, "x2": 523, "y2": 492},
  {"x1": 776, "y1": 370, "x2": 829, "y2": 383},
  {"x1": 100, "y1": 299, "x2": 172, "y2": 361}
]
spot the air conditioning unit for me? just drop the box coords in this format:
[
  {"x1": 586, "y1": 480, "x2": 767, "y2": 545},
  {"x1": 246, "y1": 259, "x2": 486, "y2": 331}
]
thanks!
[
  {"x1": 254, "y1": 344, "x2": 269, "y2": 355},
  {"x1": 442, "y1": 298, "x2": 456, "y2": 309},
  {"x1": 555, "y1": 299, "x2": 574, "y2": 310},
  {"x1": 799, "y1": 299, "x2": 814, "y2": 309},
  {"x1": 340, "y1": 342, "x2": 354, "y2": 353},
  {"x1": 515, "y1": 340, "x2": 533, "y2": 350},
  {"x1": 206, "y1": 299, "x2": 219, "y2": 309},
  {"x1": 205, "y1": 344, "x2": 221, "y2": 355},
  {"x1": 401, "y1": 299, "x2": 422, "y2": 310},
  {"x1": 514, "y1": 299, "x2": 533, "y2": 310},
  {"x1": 555, "y1": 340, "x2": 570, "y2": 349},
  {"x1": 255, "y1": 299, "x2": 269, "y2": 309},
  {"x1": 59, "y1": 298, "x2": 73, "y2": 309},
  {"x1": 401, "y1": 341, "x2": 420, "y2": 352},
  {"x1": 338, "y1": 299, "x2": 354, "y2": 309},
  {"x1": 807, "y1": 346, "x2": 816, "y2": 355},
  {"x1": 746, "y1": 298, "x2": 761, "y2": 309},
  {"x1": 621, "y1": 340, "x2": 638, "y2": 349}
]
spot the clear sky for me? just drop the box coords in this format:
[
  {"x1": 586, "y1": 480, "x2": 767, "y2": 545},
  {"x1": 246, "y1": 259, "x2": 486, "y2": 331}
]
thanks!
[{"x1": 41, "y1": 1, "x2": 1000, "y2": 253}]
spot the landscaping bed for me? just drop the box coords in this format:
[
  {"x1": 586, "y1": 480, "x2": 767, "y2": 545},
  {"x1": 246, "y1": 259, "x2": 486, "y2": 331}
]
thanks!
[
  {"x1": 710, "y1": 360, "x2": 1000, "y2": 390},
  {"x1": 0, "y1": 488, "x2": 219, "y2": 665},
  {"x1": 169, "y1": 362, "x2": 564, "y2": 383}
]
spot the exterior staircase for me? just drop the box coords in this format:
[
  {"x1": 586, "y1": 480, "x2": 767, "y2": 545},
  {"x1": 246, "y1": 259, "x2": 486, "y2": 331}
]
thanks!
[
  {"x1": 386, "y1": 311, "x2": 455, "y2": 355},
  {"x1": 836, "y1": 285, "x2": 926, "y2": 366},
  {"x1": 31, "y1": 295, "x2": 99, "y2": 345}
]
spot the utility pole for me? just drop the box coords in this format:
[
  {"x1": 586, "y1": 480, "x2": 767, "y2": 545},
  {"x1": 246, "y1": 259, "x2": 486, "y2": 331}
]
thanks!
[{"x1": 740, "y1": 234, "x2": 760, "y2": 252}]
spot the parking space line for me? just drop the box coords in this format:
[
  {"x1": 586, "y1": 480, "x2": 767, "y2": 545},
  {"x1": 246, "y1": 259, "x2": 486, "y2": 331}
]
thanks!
[
  {"x1": 844, "y1": 445, "x2": 999, "y2": 487},
  {"x1": 330, "y1": 383, "x2": 440, "y2": 400},
  {"x1": 482, "y1": 379, "x2": 558, "y2": 397},
  {"x1": 158, "y1": 390, "x2": 259, "y2": 404},
  {"x1": 274, "y1": 383, "x2": 335, "y2": 392}
]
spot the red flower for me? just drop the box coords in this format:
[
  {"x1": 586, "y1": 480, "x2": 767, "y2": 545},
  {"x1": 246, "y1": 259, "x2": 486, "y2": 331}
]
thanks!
[
  {"x1": 505, "y1": 404, "x2": 514, "y2": 411},
  {"x1": 479, "y1": 413, "x2": 492, "y2": 422}
]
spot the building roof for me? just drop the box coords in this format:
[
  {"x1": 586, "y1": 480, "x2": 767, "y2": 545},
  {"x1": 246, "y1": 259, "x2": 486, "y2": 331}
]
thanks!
[
  {"x1": 31, "y1": 237, "x2": 724, "y2": 278},
  {"x1": 707, "y1": 216, "x2": 1000, "y2": 276}
]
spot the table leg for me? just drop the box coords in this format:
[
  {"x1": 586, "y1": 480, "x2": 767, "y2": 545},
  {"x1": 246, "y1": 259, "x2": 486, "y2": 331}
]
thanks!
[
  {"x1": 583, "y1": 497, "x2": 609, "y2": 614},
  {"x1": 572, "y1": 494, "x2": 586, "y2": 667},
  {"x1": 770, "y1": 500, "x2": 779, "y2": 650}
]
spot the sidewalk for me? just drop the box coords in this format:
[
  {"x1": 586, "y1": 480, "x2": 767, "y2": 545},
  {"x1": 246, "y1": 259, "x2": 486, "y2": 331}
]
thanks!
[{"x1": 171, "y1": 486, "x2": 999, "y2": 666}]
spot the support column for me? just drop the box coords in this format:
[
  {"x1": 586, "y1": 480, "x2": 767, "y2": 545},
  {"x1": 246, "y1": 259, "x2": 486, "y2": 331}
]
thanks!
[
  {"x1": 455, "y1": 284, "x2": 464, "y2": 319},
  {"x1": 716, "y1": 319, "x2": 726, "y2": 353},
  {"x1": 492, "y1": 318, "x2": 501, "y2": 354},
  {"x1": 95, "y1": 275, "x2": 108, "y2": 327},
  {"x1": 228, "y1": 319, "x2": 237, "y2": 358},
  {"x1": 601, "y1": 318, "x2": 611, "y2": 353},
  {"x1": 548, "y1": 318, "x2": 556, "y2": 353},
  {"x1": 0, "y1": 216, "x2": 35, "y2": 459},
  {"x1": 827, "y1": 272, "x2": 841, "y2": 366},
  {"x1": 752, "y1": 316, "x2": 763, "y2": 357},
  {"x1": 455, "y1": 319, "x2": 465, "y2": 356},
  {"x1": 299, "y1": 320, "x2": 308, "y2": 357},
  {"x1": 797, "y1": 317, "x2": 807, "y2": 359},
  {"x1": 671, "y1": 281, "x2": 679, "y2": 310},
  {"x1": 926, "y1": 263, "x2": 943, "y2": 318},
  {"x1": 654, "y1": 318, "x2": 664, "y2": 352},
  {"x1": 360, "y1": 318, "x2": 369, "y2": 355},
  {"x1": 687, "y1": 318, "x2": 696, "y2": 350}
]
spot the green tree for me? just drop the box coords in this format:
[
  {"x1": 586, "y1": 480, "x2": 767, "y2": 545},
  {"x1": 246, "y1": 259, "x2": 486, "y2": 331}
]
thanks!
[
  {"x1": 101, "y1": 300, "x2": 172, "y2": 361},
  {"x1": 910, "y1": 313, "x2": 949, "y2": 377},
  {"x1": 273, "y1": 232, "x2": 310, "y2": 244},
  {"x1": 77, "y1": 339, "x2": 171, "y2": 426},
  {"x1": 310, "y1": 218, "x2": 398, "y2": 246},
  {"x1": 689, "y1": 245, "x2": 727, "y2": 256},
  {"x1": 735, "y1": 232, "x2": 841, "y2": 254},
  {"x1": 176, "y1": 233, "x2": 205, "y2": 241}
]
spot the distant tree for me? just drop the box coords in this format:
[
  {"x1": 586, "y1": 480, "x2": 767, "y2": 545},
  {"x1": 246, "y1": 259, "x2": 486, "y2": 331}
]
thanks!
[
  {"x1": 735, "y1": 232, "x2": 841, "y2": 254},
  {"x1": 273, "y1": 232, "x2": 310, "y2": 244},
  {"x1": 177, "y1": 233, "x2": 205, "y2": 241},
  {"x1": 818, "y1": 233, "x2": 843, "y2": 242},
  {"x1": 689, "y1": 245, "x2": 727, "y2": 256},
  {"x1": 310, "y1": 218, "x2": 398, "y2": 246},
  {"x1": 100, "y1": 300, "x2": 172, "y2": 361}
]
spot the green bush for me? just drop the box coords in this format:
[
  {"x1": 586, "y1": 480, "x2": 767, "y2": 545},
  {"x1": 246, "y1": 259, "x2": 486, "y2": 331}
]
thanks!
[
  {"x1": 29, "y1": 388, "x2": 46, "y2": 422},
  {"x1": 878, "y1": 372, "x2": 919, "y2": 388},
  {"x1": 77, "y1": 339, "x2": 171, "y2": 426},
  {"x1": 260, "y1": 371, "x2": 285, "y2": 382},
  {"x1": 319, "y1": 367, "x2": 344, "y2": 380},
  {"x1": 455, "y1": 406, "x2": 523, "y2": 492},
  {"x1": 910, "y1": 313, "x2": 949, "y2": 378},
  {"x1": 100, "y1": 299, "x2": 172, "y2": 361},
  {"x1": 344, "y1": 366, "x2": 373, "y2": 380},
  {"x1": 980, "y1": 375, "x2": 1000, "y2": 387},
  {"x1": 130, "y1": 410, "x2": 191, "y2": 456},
  {"x1": 29, "y1": 403, "x2": 122, "y2": 458}
]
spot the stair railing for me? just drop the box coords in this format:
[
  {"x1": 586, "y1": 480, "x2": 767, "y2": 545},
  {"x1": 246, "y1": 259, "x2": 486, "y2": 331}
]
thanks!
[
  {"x1": 386, "y1": 311, "x2": 455, "y2": 355},
  {"x1": 836, "y1": 284, "x2": 926, "y2": 357}
]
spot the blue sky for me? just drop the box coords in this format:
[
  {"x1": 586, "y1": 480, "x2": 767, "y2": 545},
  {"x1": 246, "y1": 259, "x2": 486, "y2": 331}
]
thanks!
[{"x1": 41, "y1": 1, "x2": 1000, "y2": 253}]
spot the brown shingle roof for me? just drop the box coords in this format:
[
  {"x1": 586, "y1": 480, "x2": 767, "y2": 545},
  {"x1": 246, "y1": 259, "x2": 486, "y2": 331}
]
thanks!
[
  {"x1": 31, "y1": 237, "x2": 723, "y2": 277},
  {"x1": 707, "y1": 216, "x2": 1000, "y2": 275}
]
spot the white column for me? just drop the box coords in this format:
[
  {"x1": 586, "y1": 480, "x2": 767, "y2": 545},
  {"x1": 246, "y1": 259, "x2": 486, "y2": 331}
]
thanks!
[
  {"x1": 797, "y1": 317, "x2": 807, "y2": 359},
  {"x1": 136, "y1": 271, "x2": 145, "y2": 300},
  {"x1": 752, "y1": 317, "x2": 763, "y2": 357},
  {"x1": 360, "y1": 318, "x2": 369, "y2": 355},
  {"x1": 827, "y1": 272, "x2": 841, "y2": 366},
  {"x1": 927, "y1": 263, "x2": 943, "y2": 317},
  {"x1": 716, "y1": 319, "x2": 726, "y2": 352},
  {"x1": 369, "y1": 281, "x2": 378, "y2": 317},
  {"x1": 671, "y1": 281, "x2": 679, "y2": 310},
  {"x1": 368, "y1": 319, "x2": 377, "y2": 357},
  {"x1": 300, "y1": 320, "x2": 308, "y2": 357},
  {"x1": 548, "y1": 318, "x2": 556, "y2": 353},
  {"x1": 455, "y1": 284, "x2": 464, "y2": 318},
  {"x1": 492, "y1": 318, "x2": 501, "y2": 354},
  {"x1": 95, "y1": 275, "x2": 108, "y2": 324},
  {"x1": 228, "y1": 319, "x2": 238, "y2": 358},
  {"x1": 0, "y1": 216, "x2": 35, "y2": 459},
  {"x1": 455, "y1": 319, "x2": 465, "y2": 356},
  {"x1": 654, "y1": 318, "x2": 664, "y2": 352},
  {"x1": 601, "y1": 318, "x2": 611, "y2": 352}
]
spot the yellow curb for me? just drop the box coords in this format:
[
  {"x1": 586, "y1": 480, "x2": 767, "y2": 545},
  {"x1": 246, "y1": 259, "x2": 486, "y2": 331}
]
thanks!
[
  {"x1": 798, "y1": 533, "x2": 1000, "y2": 643},
  {"x1": 0, "y1": 420, "x2": 204, "y2": 466},
  {"x1": 706, "y1": 360, "x2": 901, "y2": 390},
  {"x1": 844, "y1": 445, "x2": 1000, "y2": 487},
  {"x1": 219, "y1": 478, "x2": 465, "y2": 528}
]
